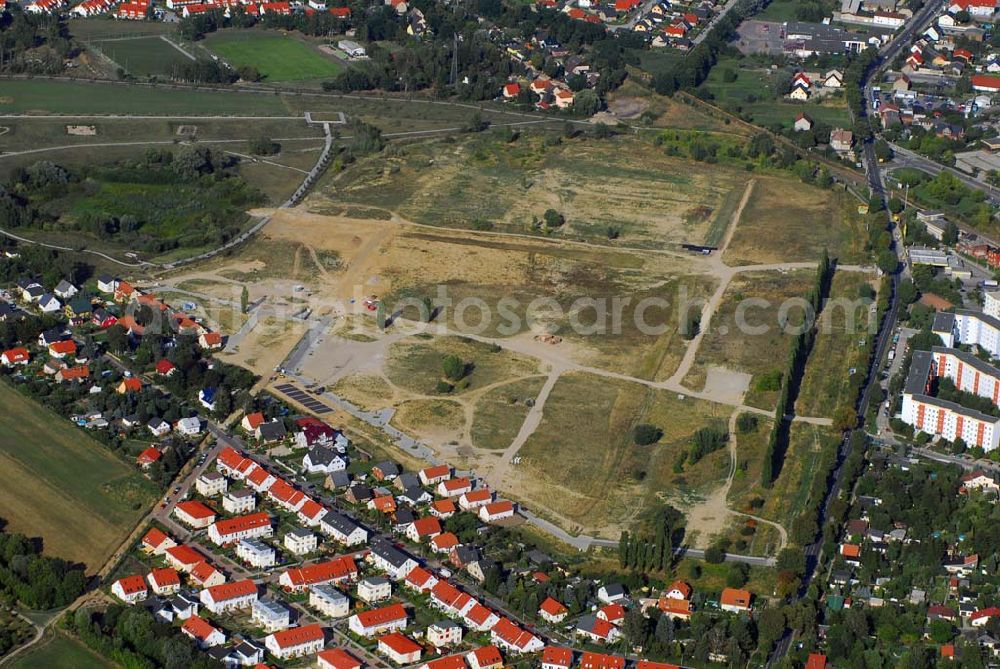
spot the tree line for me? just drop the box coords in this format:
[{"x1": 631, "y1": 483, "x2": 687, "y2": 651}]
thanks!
[
  {"x1": 0, "y1": 525, "x2": 86, "y2": 610},
  {"x1": 616, "y1": 505, "x2": 683, "y2": 573},
  {"x1": 762, "y1": 249, "x2": 834, "y2": 487}
]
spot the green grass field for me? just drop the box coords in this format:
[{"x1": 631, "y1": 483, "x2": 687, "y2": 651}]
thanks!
[
  {"x1": 10, "y1": 630, "x2": 115, "y2": 669},
  {"x1": 0, "y1": 79, "x2": 290, "y2": 115},
  {"x1": 69, "y1": 17, "x2": 175, "y2": 39},
  {"x1": 205, "y1": 31, "x2": 343, "y2": 82},
  {"x1": 0, "y1": 383, "x2": 158, "y2": 569},
  {"x1": 90, "y1": 35, "x2": 192, "y2": 77}
]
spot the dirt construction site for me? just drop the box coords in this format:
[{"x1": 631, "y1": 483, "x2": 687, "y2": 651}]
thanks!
[{"x1": 150, "y1": 132, "x2": 876, "y2": 554}]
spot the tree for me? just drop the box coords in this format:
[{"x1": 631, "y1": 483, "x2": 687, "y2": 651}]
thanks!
[
  {"x1": 543, "y1": 209, "x2": 565, "y2": 228},
  {"x1": 727, "y1": 562, "x2": 750, "y2": 587},
  {"x1": 874, "y1": 139, "x2": 893, "y2": 162},
  {"x1": 757, "y1": 608, "x2": 786, "y2": 651},
  {"x1": 704, "y1": 546, "x2": 725, "y2": 563},
  {"x1": 887, "y1": 197, "x2": 904, "y2": 214},
  {"x1": 248, "y1": 135, "x2": 280, "y2": 156},
  {"x1": 442, "y1": 354, "x2": 465, "y2": 381},
  {"x1": 240, "y1": 286, "x2": 249, "y2": 314},
  {"x1": 574, "y1": 89, "x2": 601, "y2": 116},
  {"x1": 943, "y1": 221, "x2": 960, "y2": 246},
  {"x1": 633, "y1": 423, "x2": 663, "y2": 445},
  {"x1": 876, "y1": 248, "x2": 898, "y2": 274},
  {"x1": 736, "y1": 413, "x2": 758, "y2": 434}
]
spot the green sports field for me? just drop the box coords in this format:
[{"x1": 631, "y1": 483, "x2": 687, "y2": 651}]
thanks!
[
  {"x1": 90, "y1": 35, "x2": 192, "y2": 77},
  {"x1": 205, "y1": 31, "x2": 343, "y2": 81},
  {"x1": 0, "y1": 383, "x2": 158, "y2": 569}
]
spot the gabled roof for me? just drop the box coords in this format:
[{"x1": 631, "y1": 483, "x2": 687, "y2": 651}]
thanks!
[
  {"x1": 205, "y1": 579, "x2": 257, "y2": 602},
  {"x1": 212, "y1": 512, "x2": 271, "y2": 537},
  {"x1": 149, "y1": 567, "x2": 180, "y2": 588},
  {"x1": 114, "y1": 574, "x2": 147, "y2": 595},
  {"x1": 269, "y1": 624, "x2": 324, "y2": 648},
  {"x1": 175, "y1": 500, "x2": 215, "y2": 520},
  {"x1": 356, "y1": 603, "x2": 407, "y2": 627},
  {"x1": 542, "y1": 647, "x2": 573, "y2": 667},
  {"x1": 412, "y1": 517, "x2": 442, "y2": 537},
  {"x1": 142, "y1": 527, "x2": 172, "y2": 549},
  {"x1": 540, "y1": 597, "x2": 568, "y2": 616},
  {"x1": 379, "y1": 632, "x2": 421, "y2": 655},
  {"x1": 282, "y1": 555, "x2": 358, "y2": 587},
  {"x1": 182, "y1": 615, "x2": 221, "y2": 642},
  {"x1": 318, "y1": 648, "x2": 362, "y2": 669}
]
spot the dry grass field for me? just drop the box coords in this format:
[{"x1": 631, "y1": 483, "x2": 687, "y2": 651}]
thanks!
[
  {"x1": 723, "y1": 178, "x2": 867, "y2": 265},
  {"x1": 682, "y1": 269, "x2": 816, "y2": 410},
  {"x1": 512, "y1": 372, "x2": 727, "y2": 538},
  {"x1": 318, "y1": 134, "x2": 752, "y2": 248}
]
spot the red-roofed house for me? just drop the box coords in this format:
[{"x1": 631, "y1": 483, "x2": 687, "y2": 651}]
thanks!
[
  {"x1": 503, "y1": 83, "x2": 521, "y2": 99},
  {"x1": 48, "y1": 339, "x2": 76, "y2": 358},
  {"x1": 467, "y1": 645, "x2": 504, "y2": 669},
  {"x1": 378, "y1": 633, "x2": 422, "y2": 665},
  {"x1": 459, "y1": 489, "x2": 493, "y2": 510},
  {"x1": 720, "y1": 588, "x2": 752, "y2": 613},
  {"x1": 319, "y1": 649, "x2": 362, "y2": 669},
  {"x1": 580, "y1": 653, "x2": 625, "y2": 669},
  {"x1": 420, "y1": 464, "x2": 452, "y2": 485},
  {"x1": 111, "y1": 574, "x2": 148, "y2": 604},
  {"x1": 329, "y1": 5, "x2": 351, "y2": 16},
  {"x1": 141, "y1": 528, "x2": 176, "y2": 555},
  {"x1": 182, "y1": 615, "x2": 226, "y2": 648},
  {"x1": 242, "y1": 412, "x2": 266, "y2": 432},
  {"x1": 437, "y1": 477, "x2": 473, "y2": 497},
  {"x1": 663, "y1": 581, "x2": 691, "y2": 600},
  {"x1": 491, "y1": 618, "x2": 543, "y2": 654},
  {"x1": 137, "y1": 447, "x2": 162, "y2": 469},
  {"x1": 164, "y1": 545, "x2": 206, "y2": 572},
  {"x1": 1, "y1": 348, "x2": 29, "y2": 366},
  {"x1": 597, "y1": 603, "x2": 625, "y2": 625},
  {"x1": 431, "y1": 532, "x2": 460, "y2": 553},
  {"x1": 806, "y1": 654, "x2": 826, "y2": 669},
  {"x1": 200, "y1": 579, "x2": 258, "y2": 614},
  {"x1": 405, "y1": 566, "x2": 439, "y2": 593},
  {"x1": 973, "y1": 74, "x2": 1000, "y2": 92},
  {"x1": 407, "y1": 517, "x2": 442, "y2": 542},
  {"x1": 155, "y1": 359, "x2": 177, "y2": 376},
  {"x1": 208, "y1": 512, "x2": 272, "y2": 545},
  {"x1": 279, "y1": 555, "x2": 358, "y2": 592},
  {"x1": 539, "y1": 597, "x2": 569, "y2": 623},
  {"x1": 148, "y1": 567, "x2": 181, "y2": 595},
  {"x1": 348, "y1": 603, "x2": 408, "y2": 637},
  {"x1": 542, "y1": 647, "x2": 573, "y2": 669},
  {"x1": 431, "y1": 499, "x2": 457, "y2": 518},
  {"x1": 173, "y1": 501, "x2": 216, "y2": 528},
  {"x1": 464, "y1": 603, "x2": 500, "y2": 632},
  {"x1": 479, "y1": 500, "x2": 515, "y2": 523},
  {"x1": 199, "y1": 331, "x2": 223, "y2": 350},
  {"x1": 189, "y1": 560, "x2": 226, "y2": 588},
  {"x1": 265, "y1": 624, "x2": 325, "y2": 660}
]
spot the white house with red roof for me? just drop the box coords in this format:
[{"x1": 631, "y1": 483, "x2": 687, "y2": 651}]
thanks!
[
  {"x1": 348, "y1": 603, "x2": 408, "y2": 636},
  {"x1": 479, "y1": 500, "x2": 515, "y2": 523},
  {"x1": 972, "y1": 606, "x2": 1000, "y2": 626},
  {"x1": 539, "y1": 597, "x2": 569, "y2": 623},
  {"x1": 378, "y1": 633, "x2": 422, "y2": 665},
  {"x1": 141, "y1": 528, "x2": 176, "y2": 556},
  {"x1": 173, "y1": 501, "x2": 216, "y2": 529},
  {"x1": 459, "y1": 489, "x2": 493, "y2": 510},
  {"x1": 467, "y1": 646, "x2": 504, "y2": 669},
  {"x1": 198, "y1": 331, "x2": 223, "y2": 350},
  {"x1": 663, "y1": 580, "x2": 691, "y2": 600},
  {"x1": 182, "y1": 615, "x2": 226, "y2": 648},
  {"x1": 542, "y1": 647, "x2": 573, "y2": 669},
  {"x1": 200, "y1": 579, "x2": 258, "y2": 614},
  {"x1": 279, "y1": 555, "x2": 359, "y2": 592},
  {"x1": 491, "y1": 618, "x2": 543, "y2": 653},
  {"x1": 147, "y1": 568, "x2": 181, "y2": 596},
  {"x1": 404, "y1": 566, "x2": 439, "y2": 593},
  {"x1": 189, "y1": 560, "x2": 226, "y2": 588},
  {"x1": 242, "y1": 412, "x2": 265, "y2": 433},
  {"x1": 1, "y1": 348, "x2": 29, "y2": 366},
  {"x1": 407, "y1": 517, "x2": 442, "y2": 542},
  {"x1": 431, "y1": 532, "x2": 460, "y2": 553},
  {"x1": 419, "y1": 464, "x2": 452, "y2": 486},
  {"x1": 111, "y1": 575, "x2": 148, "y2": 604},
  {"x1": 164, "y1": 544, "x2": 206, "y2": 572},
  {"x1": 208, "y1": 512, "x2": 272, "y2": 546},
  {"x1": 437, "y1": 477, "x2": 473, "y2": 497},
  {"x1": 264, "y1": 625, "x2": 326, "y2": 660},
  {"x1": 464, "y1": 603, "x2": 500, "y2": 632}
]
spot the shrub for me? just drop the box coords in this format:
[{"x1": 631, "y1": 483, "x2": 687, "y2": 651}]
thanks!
[{"x1": 633, "y1": 423, "x2": 663, "y2": 445}]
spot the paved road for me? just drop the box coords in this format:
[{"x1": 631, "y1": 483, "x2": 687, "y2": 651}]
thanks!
[{"x1": 888, "y1": 143, "x2": 1000, "y2": 206}]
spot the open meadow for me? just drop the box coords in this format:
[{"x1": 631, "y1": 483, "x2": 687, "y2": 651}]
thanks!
[
  {"x1": 0, "y1": 383, "x2": 158, "y2": 569},
  {"x1": 89, "y1": 35, "x2": 192, "y2": 78},
  {"x1": 10, "y1": 629, "x2": 115, "y2": 669},
  {"x1": 723, "y1": 177, "x2": 866, "y2": 265},
  {"x1": 318, "y1": 133, "x2": 753, "y2": 248}
]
